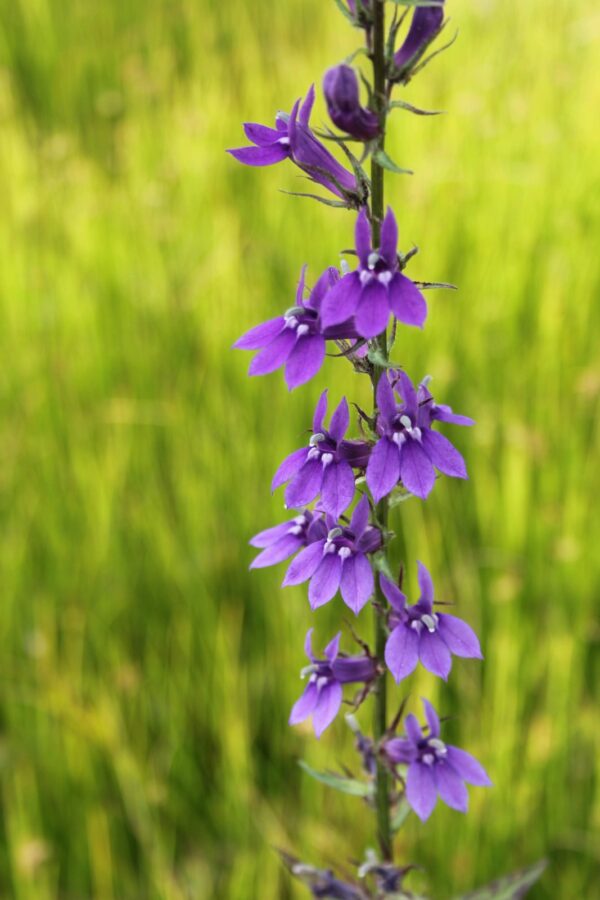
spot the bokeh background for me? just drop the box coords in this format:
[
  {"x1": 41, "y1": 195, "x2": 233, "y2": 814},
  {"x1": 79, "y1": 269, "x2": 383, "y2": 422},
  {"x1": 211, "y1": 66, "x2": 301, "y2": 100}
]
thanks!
[{"x1": 0, "y1": 0, "x2": 598, "y2": 897}]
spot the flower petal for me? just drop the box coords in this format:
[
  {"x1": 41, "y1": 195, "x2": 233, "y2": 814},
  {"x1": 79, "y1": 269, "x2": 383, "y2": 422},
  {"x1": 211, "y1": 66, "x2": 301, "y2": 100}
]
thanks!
[
  {"x1": 422, "y1": 697, "x2": 440, "y2": 738},
  {"x1": 340, "y1": 553, "x2": 374, "y2": 614},
  {"x1": 380, "y1": 206, "x2": 398, "y2": 267},
  {"x1": 435, "y1": 763, "x2": 469, "y2": 813},
  {"x1": 309, "y1": 554, "x2": 343, "y2": 608},
  {"x1": 285, "y1": 458, "x2": 324, "y2": 508},
  {"x1": 233, "y1": 317, "x2": 285, "y2": 350},
  {"x1": 418, "y1": 629, "x2": 452, "y2": 680},
  {"x1": 328, "y1": 396, "x2": 350, "y2": 442},
  {"x1": 243, "y1": 122, "x2": 284, "y2": 145},
  {"x1": 405, "y1": 714, "x2": 423, "y2": 744},
  {"x1": 406, "y1": 762, "x2": 437, "y2": 821},
  {"x1": 313, "y1": 681, "x2": 343, "y2": 737},
  {"x1": 323, "y1": 632, "x2": 341, "y2": 663},
  {"x1": 366, "y1": 437, "x2": 400, "y2": 502},
  {"x1": 385, "y1": 624, "x2": 419, "y2": 682},
  {"x1": 355, "y1": 208, "x2": 372, "y2": 267},
  {"x1": 272, "y1": 447, "x2": 309, "y2": 491},
  {"x1": 355, "y1": 280, "x2": 389, "y2": 339},
  {"x1": 438, "y1": 614, "x2": 483, "y2": 659},
  {"x1": 227, "y1": 144, "x2": 289, "y2": 166},
  {"x1": 285, "y1": 334, "x2": 326, "y2": 389},
  {"x1": 249, "y1": 328, "x2": 297, "y2": 376},
  {"x1": 421, "y1": 429, "x2": 468, "y2": 479},
  {"x1": 379, "y1": 574, "x2": 407, "y2": 614},
  {"x1": 431, "y1": 403, "x2": 475, "y2": 427},
  {"x1": 299, "y1": 84, "x2": 316, "y2": 126},
  {"x1": 416, "y1": 560, "x2": 435, "y2": 610},
  {"x1": 289, "y1": 682, "x2": 318, "y2": 725},
  {"x1": 399, "y1": 440, "x2": 436, "y2": 499},
  {"x1": 395, "y1": 370, "x2": 418, "y2": 419},
  {"x1": 376, "y1": 373, "x2": 398, "y2": 426},
  {"x1": 312, "y1": 389, "x2": 329, "y2": 433},
  {"x1": 388, "y1": 273, "x2": 427, "y2": 328},
  {"x1": 250, "y1": 521, "x2": 293, "y2": 548},
  {"x1": 321, "y1": 461, "x2": 355, "y2": 518},
  {"x1": 349, "y1": 493, "x2": 370, "y2": 538},
  {"x1": 250, "y1": 534, "x2": 303, "y2": 569},
  {"x1": 321, "y1": 272, "x2": 362, "y2": 328},
  {"x1": 283, "y1": 541, "x2": 325, "y2": 586},
  {"x1": 446, "y1": 746, "x2": 492, "y2": 787}
]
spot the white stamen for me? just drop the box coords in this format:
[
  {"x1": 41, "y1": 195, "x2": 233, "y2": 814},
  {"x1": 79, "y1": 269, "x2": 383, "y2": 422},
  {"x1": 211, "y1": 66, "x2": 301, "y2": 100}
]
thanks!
[
  {"x1": 300, "y1": 664, "x2": 317, "y2": 679},
  {"x1": 321, "y1": 453, "x2": 334, "y2": 467},
  {"x1": 296, "y1": 324, "x2": 310, "y2": 337},
  {"x1": 309, "y1": 433, "x2": 325, "y2": 446},
  {"x1": 327, "y1": 527, "x2": 343, "y2": 540},
  {"x1": 422, "y1": 753, "x2": 435, "y2": 766},
  {"x1": 340, "y1": 259, "x2": 350, "y2": 275},
  {"x1": 324, "y1": 541, "x2": 337, "y2": 554},
  {"x1": 338, "y1": 546, "x2": 352, "y2": 560},
  {"x1": 284, "y1": 315, "x2": 298, "y2": 329},
  {"x1": 400, "y1": 415, "x2": 412, "y2": 430},
  {"x1": 367, "y1": 251, "x2": 380, "y2": 269},
  {"x1": 288, "y1": 525, "x2": 303, "y2": 535},
  {"x1": 378, "y1": 271, "x2": 392, "y2": 286},
  {"x1": 421, "y1": 374, "x2": 433, "y2": 387},
  {"x1": 359, "y1": 270, "x2": 373, "y2": 286},
  {"x1": 421, "y1": 613, "x2": 437, "y2": 633},
  {"x1": 307, "y1": 446, "x2": 320, "y2": 461},
  {"x1": 284, "y1": 306, "x2": 305, "y2": 318},
  {"x1": 429, "y1": 738, "x2": 446, "y2": 754},
  {"x1": 294, "y1": 515, "x2": 307, "y2": 526}
]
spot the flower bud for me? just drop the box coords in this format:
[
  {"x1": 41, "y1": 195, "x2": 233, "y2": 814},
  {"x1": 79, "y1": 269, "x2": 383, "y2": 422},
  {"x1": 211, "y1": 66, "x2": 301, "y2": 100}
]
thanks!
[
  {"x1": 392, "y1": 2, "x2": 445, "y2": 80},
  {"x1": 323, "y1": 65, "x2": 380, "y2": 141}
]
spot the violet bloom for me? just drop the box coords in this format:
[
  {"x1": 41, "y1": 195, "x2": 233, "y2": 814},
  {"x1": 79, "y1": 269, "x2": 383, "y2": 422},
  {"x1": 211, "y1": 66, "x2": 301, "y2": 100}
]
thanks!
[
  {"x1": 272, "y1": 390, "x2": 370, "y2": 518},
  {"x1": 393, "y1": 1, "x2": 445, "y2": 78},
  {"x1": 289, "y1": 629, "x2": 376, "y2": 737},
  {"x1": 228, "y1": 85, "x2": 358, "y2": 202},
  {"x1": 283, "y1": 495, "x2": 381, "y2": 613},
  {"x1": 321, "y1": 207, "x2": 427, "y2": 339},
  {"x1": 384, "y1": 698, "x2": 491, "y2": 821},
  {"x1": 234, "y1": 265, "x2": 357, "y2": 390},
  {"x1": 250, "y1": 509, "x2": 326, "y2": 569},
  {"x1": 323, "y1": 65, "x2": 380, "y2": 141},
  {"x1": 366, "y1": 370, "x2": 473, "y2": 501},
  {"x1": 381, "y1": 562, "x2": 482, "y2": 682}
]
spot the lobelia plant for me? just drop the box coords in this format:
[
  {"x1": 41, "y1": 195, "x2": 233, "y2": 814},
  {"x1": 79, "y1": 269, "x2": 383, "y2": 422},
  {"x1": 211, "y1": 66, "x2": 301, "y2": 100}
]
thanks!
[{"x1": 229, "y1": 1, "x2": 546, "y2": 897}]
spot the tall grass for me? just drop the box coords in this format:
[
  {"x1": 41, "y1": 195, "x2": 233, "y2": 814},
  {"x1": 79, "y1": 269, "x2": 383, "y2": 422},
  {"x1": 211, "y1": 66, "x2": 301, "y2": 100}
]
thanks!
[{"x1": 0, "y1": 0, "x2": 598, "y2": 896}]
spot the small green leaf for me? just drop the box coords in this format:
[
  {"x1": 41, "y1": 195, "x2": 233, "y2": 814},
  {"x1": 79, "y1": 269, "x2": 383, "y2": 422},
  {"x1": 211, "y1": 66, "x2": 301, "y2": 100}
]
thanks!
[
  {"x1": 414, "y1": 280, "x2": 457, "y2": 290},
  {"x1": 372, "y1": 150, "x2": 413, "y2": 176},
  {"x1": 454, "y1": 860, "x2": 548, "y2": 900},
  {"x1": 389, "y1": 99, "x2": 444, "y2": 116},
  {"x1": 280, "y1": 190, "x2": 349, "y2": 209},
  {"x1": 298, "y1": 760, "x2": 372, "y2": 798},
  {"x1": 367, "y1": 347, "x2": 396, "y2": 369}
]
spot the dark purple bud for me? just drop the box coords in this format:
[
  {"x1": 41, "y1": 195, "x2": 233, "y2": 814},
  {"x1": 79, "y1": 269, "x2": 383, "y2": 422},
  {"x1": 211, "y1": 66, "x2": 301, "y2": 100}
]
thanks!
[
  {"x1": 323, "y1": 65, "x2": 380, "y2": 141},
  {"x1": 393, "y1": 2, "x2": 445, "y2": 78},
  {"x1": 331, "y1": 654, "x2": 377, "y2": 684}
]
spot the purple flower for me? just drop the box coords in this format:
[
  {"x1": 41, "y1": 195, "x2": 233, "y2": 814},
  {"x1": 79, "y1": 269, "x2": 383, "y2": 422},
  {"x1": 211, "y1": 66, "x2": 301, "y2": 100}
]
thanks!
[
  {"x1": 289, "y1": 629, "x2": 376, "y2": 737},
  {"x1": 366, "y1": 370, "x2": 474, "y2": 501},
  {"x1": 321, "y1": 207, "x2": 427, "y2": 339},
  {"x1": 393, "y1": 1, "x2": 445, "y2": 78},
  {"x1": 273, "y1": 390, "x2": 371, "y2": 518},
  {"x1": 250, "y1": 509, "x2": 326, "y2": 569},
  {"x1": 283, "y1": 495, "x2": 381, "y2": 613},
  {"x1": 384, "y1": 698, "x2": 491, "y2": 821},
  {"x1": 323, "y1": 65, "x2": 380, "y2": 141},
  {"x1": 228, "y1": 86, "x2": 359, "y2": 202},
  {"x1": 381, "y1": 562, "x2": 482, "y2": 682},
  {"x1": 234, "y1": 265, "x2": 357, "y2": 390}
]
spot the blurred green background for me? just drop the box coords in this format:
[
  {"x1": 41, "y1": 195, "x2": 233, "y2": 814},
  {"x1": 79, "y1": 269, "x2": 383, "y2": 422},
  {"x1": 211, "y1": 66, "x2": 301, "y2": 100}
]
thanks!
[{"x1": 0, "y1": 0, "x2": 598, "y2": 897}]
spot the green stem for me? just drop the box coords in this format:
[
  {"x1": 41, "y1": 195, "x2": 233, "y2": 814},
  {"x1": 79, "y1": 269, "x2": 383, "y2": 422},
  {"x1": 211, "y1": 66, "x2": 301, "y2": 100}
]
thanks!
[{"x1": 370, "y1": 0, "x2": 393, "y2": 864}]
